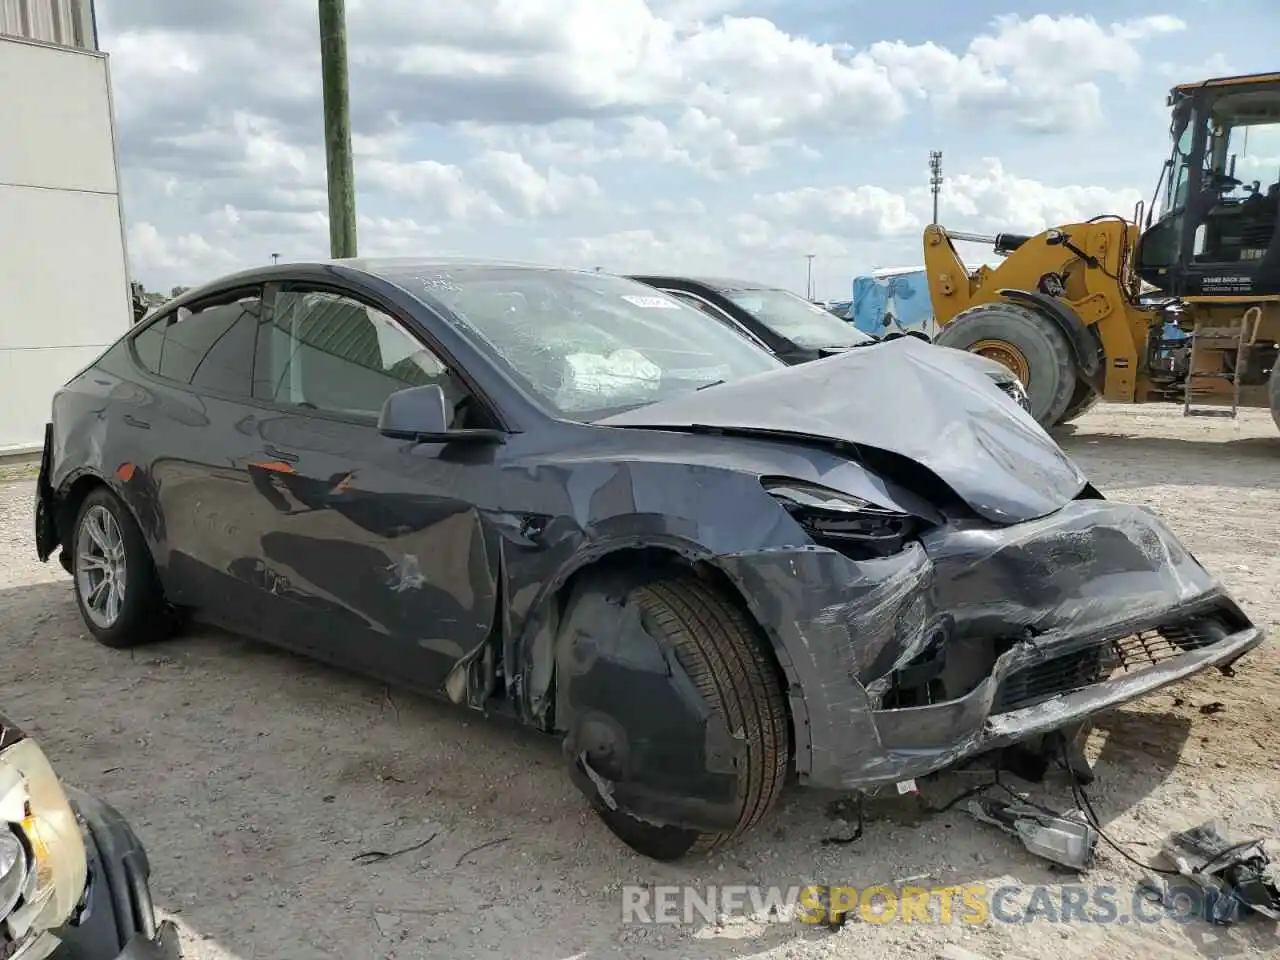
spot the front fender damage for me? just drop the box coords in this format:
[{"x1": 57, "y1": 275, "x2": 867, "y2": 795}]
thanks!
[{"x1": 555, "y1": 573, "x2": 746, "y2": 834}]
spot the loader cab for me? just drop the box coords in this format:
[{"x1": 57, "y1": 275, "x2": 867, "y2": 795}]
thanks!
[{"x1": 1137, "y1": 74, "x2": 1280, "y2": 297}]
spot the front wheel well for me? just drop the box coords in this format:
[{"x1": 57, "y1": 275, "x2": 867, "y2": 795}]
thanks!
[{"x1": 546, "y1": 546, "x2": 796, "y2": 756}]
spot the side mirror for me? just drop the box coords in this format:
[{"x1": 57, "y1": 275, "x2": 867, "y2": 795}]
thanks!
[{"x1": 377, "y1": 384, "x2": 505, "y2": 444}]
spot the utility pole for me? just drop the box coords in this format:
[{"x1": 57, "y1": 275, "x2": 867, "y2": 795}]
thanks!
[
  {"x1": 805, "y1": 254, "x2": 816, "y2": 300},
  {"x1": 271, "y1": 253, "x2": 280, "y2": 265},
  {"x1": 319, "y1": 0, "x2": 357, "y2": 258},
  {"x1": 929, "y1": 150, "x2": 943, "y2": 225}
]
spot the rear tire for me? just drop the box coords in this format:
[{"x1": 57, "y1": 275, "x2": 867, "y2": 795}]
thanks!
[
  {"x1": 586, "y1": 577, "x2": 790, "y2": 861},
  {"x1": 70, "y1": 487, "x2": 177, "y2": 649},
  {"x1": 934, "y1": 301, "x2": 1077, "y2": 427},
  {"x1": 1057, "y1": 380, "x2": 1102, "y2": 425}
]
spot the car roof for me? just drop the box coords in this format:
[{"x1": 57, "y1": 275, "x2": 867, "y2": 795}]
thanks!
[
  {"x1": 630, "y1": 275, "x2": 780, "y2": 294},
  {"x1": 151, "y1": 257, "x2": 619, "y2": 314},
  {"x1": 339, "y1": 255, "x2": 572, "y2": 274}
]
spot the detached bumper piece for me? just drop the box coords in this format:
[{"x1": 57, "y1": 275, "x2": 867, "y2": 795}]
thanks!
[
  {"x1": 52, "y1": 789, "x2": 181, "y2": 960},
  {"x1": 1141, "y1": 820, "x2": 1280, "y2": 925}
]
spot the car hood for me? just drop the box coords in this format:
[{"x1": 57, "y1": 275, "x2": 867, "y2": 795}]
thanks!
[
  {"x1": 819, "y1": 340, "x2": 1019, "y2": 385},
  {"x1": 943, "y1": 346, "x2": 1019, "y2": 383},
  {"x1": 597, "y1": 336, "x2": 1087, "y2": 525}
]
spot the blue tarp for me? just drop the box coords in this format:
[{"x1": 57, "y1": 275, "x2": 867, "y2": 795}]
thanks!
[{"x1": 850, "y1": 270, "x2": 935, "y2": 338}]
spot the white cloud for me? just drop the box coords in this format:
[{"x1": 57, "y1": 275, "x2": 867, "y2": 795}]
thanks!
[
  {"x1": 96, "y1": 2, "x2": 1206, "y2": 294},
  {"x1": 754, "y1": 185, "x2": 922, "y2": 237},
  {"x1": 869, "y1": 14, "x2": 1187, "y2": 132},
  {"x1": 469, "y1": 151, "x2": 602, "y2": 217},
  {"x1": 927, "y1": 157, "x2": 1143, "y2": 233},
  {"x1": 551, "y1": 156, "x2": 1152, "y2": 292},
  {"x1": 127, "y1": 222, "x2": 239, "y2": 278},
  {"x1": 448, "y1": 11, "x2": 1185, "y2": 175},
  {"x1": 360, "y1": 159, "x2": 504, "y2": 222}
]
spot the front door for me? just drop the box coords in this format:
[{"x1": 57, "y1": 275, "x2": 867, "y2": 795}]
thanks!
[{"x1": 236, "y1": 283, "x2": 501, "y2": 692}]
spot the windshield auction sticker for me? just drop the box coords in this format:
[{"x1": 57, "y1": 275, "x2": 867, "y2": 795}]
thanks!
[{"x1": 621, "y1": 295, "x2": 682, "y2": 309}]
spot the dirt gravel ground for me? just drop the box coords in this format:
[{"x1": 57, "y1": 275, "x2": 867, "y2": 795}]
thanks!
[{"x1": 1, "y1": 403, "x2": 1278, "y2": 960}]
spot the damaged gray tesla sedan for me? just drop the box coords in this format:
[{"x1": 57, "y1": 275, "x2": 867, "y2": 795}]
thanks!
[{"x1": 35, "y1": 259, "x2": 1263, "y2": 861}]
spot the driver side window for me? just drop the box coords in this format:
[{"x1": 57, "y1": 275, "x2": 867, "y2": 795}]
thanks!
[{"x1": 253, "y1": 288, "x2": 454, "y2": 419}]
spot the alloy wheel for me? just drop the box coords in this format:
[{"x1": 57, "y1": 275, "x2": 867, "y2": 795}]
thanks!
[{"x1": 76, "y1": 504, "x2": 127, "y2": 628}]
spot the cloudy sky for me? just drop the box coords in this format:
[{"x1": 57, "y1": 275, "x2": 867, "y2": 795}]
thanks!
[{"x1": 97, "y1": 0, "x2": 1279, "y2": 299}]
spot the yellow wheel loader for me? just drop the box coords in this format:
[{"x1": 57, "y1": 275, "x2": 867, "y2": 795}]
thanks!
[{"x1": 925, "y1": 71, "x2": 1280, "y2": 431}]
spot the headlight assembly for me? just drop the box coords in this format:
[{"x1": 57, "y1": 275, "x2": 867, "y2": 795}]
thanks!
[
  {"x1": 988, "y1": 373, "x2": 1032, "y2": 414},
  {"x1": 763, "y1": 479, "x2": 918, "y2": 559},
  {"x1": 0, "y1": 829, "x2": 26, "y2": 918},
  {"x1": 0, "y1": 736, "x2": 89, "y2": 955}
]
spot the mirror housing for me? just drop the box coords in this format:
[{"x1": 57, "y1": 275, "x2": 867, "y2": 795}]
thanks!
[{"x1": 377, "y1": 384, "x2": 505, "y2": 444}]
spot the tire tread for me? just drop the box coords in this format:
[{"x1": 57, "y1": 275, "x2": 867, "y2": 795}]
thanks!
[{"x1": 630, "y1": 577, "x2": 789, "y2": 855}]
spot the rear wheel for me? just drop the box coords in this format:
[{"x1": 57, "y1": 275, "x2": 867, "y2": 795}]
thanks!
[
  {"x1": 934, "y1": 301, "x2": 1077, "y2": 427},
  {"x1": 585, "y1": 577, "x2": 790, "y2": 861},
  {"x1": 71, "y1": 487, "x2": 177, "y2": 649},
  {"x1": 1057, "y1": 380, "x2": 1102, "y2": 424}
]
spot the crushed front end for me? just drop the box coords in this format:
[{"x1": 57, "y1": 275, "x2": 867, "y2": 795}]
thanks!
[{"x1": 716, "y1": 497, "x2": 1263, "y2": 791}]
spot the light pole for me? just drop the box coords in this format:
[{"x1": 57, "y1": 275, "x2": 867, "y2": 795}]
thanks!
[
  {"x1": 929, "y1": 151, "x2": 943, "y2": 225},
  {"x1": 271, "y1": 253, "x2": 280, "y2": 265},
  {"x1": 805, "y1": 254, "x2": 816, "y2": 300},
  {"x1": 319, "y1": 0, "x2": 357, "y2": 258}
]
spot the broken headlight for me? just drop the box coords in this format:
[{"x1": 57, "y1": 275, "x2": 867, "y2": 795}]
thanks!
[
  {"x1": 0, "y1": 727, "x2": 89, "y2": 957},
  {"x1": 763, "y1": 479, "x2": 918, "y2": 559},
  {"x1": 990, "y1": 375, "x2": 1032, "y2": 414}
]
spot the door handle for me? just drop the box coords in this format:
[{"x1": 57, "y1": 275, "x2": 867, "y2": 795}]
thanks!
[
  {"x1": 123, "y1": 414, "x2": 150, "y2": 429},
  {"x1": 263, "y1": 444, "x2": 299, "y2": 463}
]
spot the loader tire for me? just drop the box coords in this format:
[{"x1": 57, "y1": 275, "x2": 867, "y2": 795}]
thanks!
[
  {"x1": 582, "y1": 577, "x2": 790, "y2": 861},
  {"x1": 1269, "y1": 357, "x2": 1280, "y2": 434},
  {"x1": 934, "y1": 301, "x2": 1077, "y2": 427},
  {"x1": 1057, "y1": 381, "x2": 1102, "y2": 425}
]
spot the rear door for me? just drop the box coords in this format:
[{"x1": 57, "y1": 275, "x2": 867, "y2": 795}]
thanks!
[
  {"x1": 126, "y1": 287, "x2": 269, "y2": 628},
  {"x1": 231, "y1": 280, "x2": 501, "y2": 691}
]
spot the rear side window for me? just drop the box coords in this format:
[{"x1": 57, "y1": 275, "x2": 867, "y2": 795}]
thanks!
[
  {"x1": 131, "y1": 321, "x2": 166, "y2": 373},
  {"x1": 130, "y1": 293, "x2": 263, "y2": 397},
  {"x1": 190, "y1": 310, "x2": 258, "y2": 395}
]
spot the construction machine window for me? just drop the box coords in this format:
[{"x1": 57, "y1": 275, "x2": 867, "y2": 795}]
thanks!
[{"x1": 1192, "y1": 90, "x2": 1280, "y2": 267}]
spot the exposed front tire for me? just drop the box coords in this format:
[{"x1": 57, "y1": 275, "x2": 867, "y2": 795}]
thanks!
[
  {"x1": 1056, "y1": 380, "x2": 1102, "y2": 425},
  {"x1": 934, "y1": 301, "x2": 1077, "y2": 427},
  {"x1": 70, "y1": 486, "x2": 176, "y2": 649},
  {"x1": 580, "y1": 577, "x2": 790, "y2": 861}
]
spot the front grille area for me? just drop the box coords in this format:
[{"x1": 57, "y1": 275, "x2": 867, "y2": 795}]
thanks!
[{"x1": 991, "y1": 617, "x2": 1228, "y2": 714}]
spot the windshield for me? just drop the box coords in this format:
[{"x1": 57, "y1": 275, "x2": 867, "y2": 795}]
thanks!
[
  {"x1": 720, "y1": 287, "x2": 875, "y2": 350},
  {"x1": 387, "y1": 267, "x2": 783, "y2": 419}
]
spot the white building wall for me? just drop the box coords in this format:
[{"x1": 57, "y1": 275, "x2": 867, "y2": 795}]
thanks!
[{"x1": 0, "y1": 15, "x2": 130, "y2": 453}]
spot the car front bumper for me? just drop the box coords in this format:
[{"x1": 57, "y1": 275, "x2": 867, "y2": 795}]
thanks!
[
  {"x1": 718, "y1": 497, "x2": 1265, "y2": 792},
  {"x1": 51, "y1": 789, "x2": 181, "y2": 960}
]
